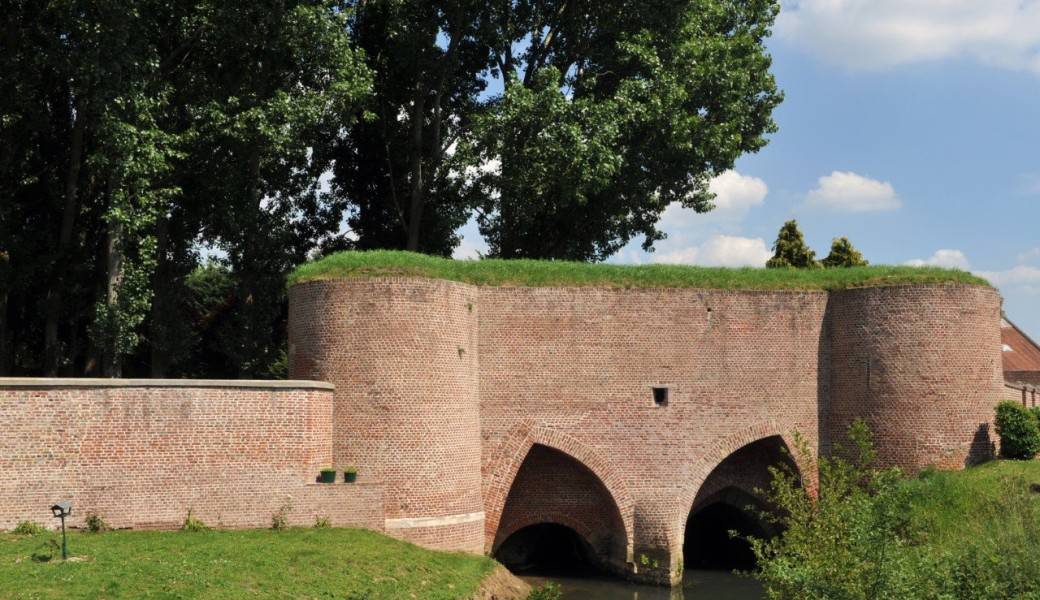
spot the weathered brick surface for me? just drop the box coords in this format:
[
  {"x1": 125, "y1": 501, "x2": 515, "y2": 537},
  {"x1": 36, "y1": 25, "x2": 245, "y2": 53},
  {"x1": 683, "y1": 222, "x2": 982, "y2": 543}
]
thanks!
[
  {"x1": 289, "y1": 278, "x2": 1002, "y2": 585},
  {"x1": 289, "y1": 279, "x2": 485, "y2": 553},
  {"x1": 828, "y1": 285, "x2": 1004, "y2": 471},
  {"x1": 1004, "y1": 382, "x2": 1039, "y2": 407},
  {"x1": 492, "y1": 444, "x2": 628, "y2": 573},
  {"x1": 1, "y1": 278, "x2": 1001, "y2": 587},
  {"x1": 0, "y1": 383, "x2": 383, "y2": 532}
]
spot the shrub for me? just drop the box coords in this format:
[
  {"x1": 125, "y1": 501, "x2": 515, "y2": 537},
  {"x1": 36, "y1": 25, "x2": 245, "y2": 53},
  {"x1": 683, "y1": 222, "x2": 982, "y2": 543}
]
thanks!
[
  {"x1": 272, "y1": 501, "x2": 292, "y2": 530},
  {"x1": 12, "y1": 521, "x2": 47, "y2": 536},
  {"x1": 314, "y1": 516, "x2": 331, "y2": 528},
  {"x1": 995, "y1": 401, "x2": 1040, "y2": 459},
  {"x1": 749, "y1": 420, "x2": 917, "y2": 599},
  {"x1": 181, "y1": 509, "x2": 210, "y2": 532},
  {"x1": 85, "y1": 512, "x2": 109, "y2": 533}
]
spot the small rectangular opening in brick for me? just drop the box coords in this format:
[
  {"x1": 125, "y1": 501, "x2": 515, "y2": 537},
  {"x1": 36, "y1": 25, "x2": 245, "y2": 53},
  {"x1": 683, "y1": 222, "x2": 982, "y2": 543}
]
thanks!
[{"x1": 652, "y1": 386, "x2": 669, "y2": 406}]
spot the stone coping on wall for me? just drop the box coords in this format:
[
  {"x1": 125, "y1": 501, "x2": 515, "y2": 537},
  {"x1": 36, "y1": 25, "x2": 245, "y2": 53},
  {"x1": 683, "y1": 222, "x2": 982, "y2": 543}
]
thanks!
[{"x1": 0, "y1": 377, "x2": 334, "y2": 390}]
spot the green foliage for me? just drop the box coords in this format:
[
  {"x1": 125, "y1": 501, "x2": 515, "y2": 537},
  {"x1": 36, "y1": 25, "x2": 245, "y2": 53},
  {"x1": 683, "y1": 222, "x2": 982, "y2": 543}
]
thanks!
[
  {"x1": 291, "y1": 250, "x2": 991, "y2": 290},
  {"x1": 0, "y1": 0, "x2": 372, "y2": 377},
  {"x1": 766, "y1": 220, "x2": 819, "y2": 269},
  {"x1": 272, "y1": 501, "x2": 293, "y2": 530},
  {"x1": 822, "y1": 237, "x2": 869, "y2": 268},
  {"x1": 181, "y1": 509, "x2": 210, "y2": 532},
  {"x1": 464, "y1": 1, "x2": 784, "y2": 260},
  {"x1": 12, "y1": 521, "x2": 47, "y2": 536},
  {"x1": 0, "y1": 528, "x2": 497, "y2": 598},
  {"x1": 750, "y1": 421, "x2": 917, "y2": 599},
  {"x1": 340, "y1": 0, "x2": 783, "y2": 260},
  {"x1": 995, "y1": 401, "x2": 1040, "y2": 459},
  {"x1": 344, "y1": 466, "x2": 358, "y2": 475},
  {"x1": 527, "y1": 582, "x2": 563, "y2": 600},
  {"x1": 85, "y1": 513, "x2": 109, "y2": 533},
  {"x1": 314, "y1": 516, "x2": 331, "y2": 529},
  {"x1": 751, "y1": 425, "x2": 1040, "y2": 600}
]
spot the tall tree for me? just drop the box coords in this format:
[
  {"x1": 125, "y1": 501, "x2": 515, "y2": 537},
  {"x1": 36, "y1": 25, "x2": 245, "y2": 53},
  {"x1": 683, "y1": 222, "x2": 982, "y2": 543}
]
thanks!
[
  {"x1": 822, "y1": 237, "x2": 868, "y2": 268},
  {"x1": 332, "y1": 1, "x2": 490, "y2": 256},
  {"x1": 0, "y1": 0, "x2": 371, "y2": 377},
  {"x1": 461, "y1": 0, "x2": 783, "y2": 260},
  {"x1": 766, "y1": 220, "x2": 818, "y2": 269}
]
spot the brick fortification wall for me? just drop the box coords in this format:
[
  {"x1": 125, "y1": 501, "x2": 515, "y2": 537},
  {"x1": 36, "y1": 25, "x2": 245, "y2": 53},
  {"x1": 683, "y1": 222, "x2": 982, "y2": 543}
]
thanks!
[
  {"x1": 289, "y1": 278, "x2": 1002, "y2": 585},
  {"x1": 289, "y1": 279, "x2": 485, "y2": 553},
  {"x1": 0, "y1": 380, "x2": 383, "y2": 532},
  {"x1": 828, "y1": 285, "x2": 1004, "y2": 470}
]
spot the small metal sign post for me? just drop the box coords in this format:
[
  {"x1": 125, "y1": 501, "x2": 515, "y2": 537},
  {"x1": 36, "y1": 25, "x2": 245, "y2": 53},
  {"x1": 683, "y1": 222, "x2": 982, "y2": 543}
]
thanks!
[{"x1": 50, "y1": 502, "x2": 72, "y2": 560}]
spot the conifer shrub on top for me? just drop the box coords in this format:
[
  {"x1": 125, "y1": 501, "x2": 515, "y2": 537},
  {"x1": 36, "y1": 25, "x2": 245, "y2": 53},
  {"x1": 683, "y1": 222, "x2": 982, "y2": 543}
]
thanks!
[{"x1": 995, "y1": 401, "x2": 1040, "y2": 460}]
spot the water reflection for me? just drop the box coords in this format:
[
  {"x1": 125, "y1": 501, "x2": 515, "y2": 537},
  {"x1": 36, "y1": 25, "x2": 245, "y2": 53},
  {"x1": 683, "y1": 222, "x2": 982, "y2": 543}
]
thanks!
[{"x1": 521, "y1": 570, "x2": 764, "y2": 600}]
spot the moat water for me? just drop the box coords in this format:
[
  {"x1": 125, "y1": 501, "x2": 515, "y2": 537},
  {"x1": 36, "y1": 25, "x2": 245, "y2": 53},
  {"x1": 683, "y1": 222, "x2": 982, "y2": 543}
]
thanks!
[{"x1": 519, "y1": 570, "x2": 764, "y2": 600}]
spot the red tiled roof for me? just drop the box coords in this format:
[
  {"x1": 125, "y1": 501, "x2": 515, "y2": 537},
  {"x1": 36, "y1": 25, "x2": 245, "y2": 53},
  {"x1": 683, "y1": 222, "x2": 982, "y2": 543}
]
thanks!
[{"x1": 1002, "y1": 318, "x2": 1040, "y2": 373}]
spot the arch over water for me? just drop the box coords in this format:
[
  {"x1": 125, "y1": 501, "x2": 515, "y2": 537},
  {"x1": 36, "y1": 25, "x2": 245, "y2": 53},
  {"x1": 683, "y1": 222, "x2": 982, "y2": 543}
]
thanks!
[
  {"x1": 671, "y1": 422, "x2": 812, "y2": 543},
  {"x1": 679, "y1": 430, "x2": 805, "y2": 576},
  {"x1": 490, "y1": 443, "x2": 629, "y2": 574},
  {"x1": 483, "y1": 422, "x2": 634, "y2": 559}
]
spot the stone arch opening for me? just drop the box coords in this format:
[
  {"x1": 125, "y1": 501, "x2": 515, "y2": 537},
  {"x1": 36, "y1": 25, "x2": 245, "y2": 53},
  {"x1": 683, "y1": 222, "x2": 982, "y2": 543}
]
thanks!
[
  {"x1": 682, "y1": 435, "x2": 797, "y2": 574},
  {"x1": 491, "y1": 444, "x2": 627, "y2": 575},
  {"x1": 495, "y1": 523, "x2": 598, "y2": 575}
]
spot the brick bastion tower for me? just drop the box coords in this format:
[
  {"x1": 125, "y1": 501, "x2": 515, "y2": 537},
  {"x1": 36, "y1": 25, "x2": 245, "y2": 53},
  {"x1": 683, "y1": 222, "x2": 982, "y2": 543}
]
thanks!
[{"x1": 288, "y1": 276, "x2": 1003, "y2": 585}]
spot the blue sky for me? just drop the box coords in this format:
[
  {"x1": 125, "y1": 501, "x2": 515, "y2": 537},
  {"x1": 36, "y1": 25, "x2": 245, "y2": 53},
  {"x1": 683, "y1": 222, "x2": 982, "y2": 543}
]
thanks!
[{"x1": 453, "y1": 1, "x2": 1040, "y2": 337}]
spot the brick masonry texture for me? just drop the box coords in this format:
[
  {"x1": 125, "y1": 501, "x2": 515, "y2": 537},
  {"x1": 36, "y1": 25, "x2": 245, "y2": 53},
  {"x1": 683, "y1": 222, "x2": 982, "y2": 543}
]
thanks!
[
  {"x1": 0, "y1": 383, "x2": 383, "y2": 533},
  {"x1": 289, "y1": 278, "x2": 485, "y2": 553},
  {"x1": 288, "y1": 278, "x2": 1003, "y2": 585},
  {"x1": 0, "y1": 278, "x2": 1002, "y2": 587}
]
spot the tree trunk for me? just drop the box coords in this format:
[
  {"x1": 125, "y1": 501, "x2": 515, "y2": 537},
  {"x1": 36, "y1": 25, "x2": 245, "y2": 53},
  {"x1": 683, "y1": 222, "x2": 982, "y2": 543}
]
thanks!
[
  {"x1": 149, "y1": 215, "x2": 170, "y2": 378},
  {"x1": 102, "y1": 214, "x2": 124, "y2": 378},
  {"x1": 405, "y1": 85, "x2": 426, "y2": 251},
  {"x1": 43, "y1": 100, "x2": 86, "y2": 375},
  {"x1": 0, "y1": 287, "x2": 9, "y2": 375}
]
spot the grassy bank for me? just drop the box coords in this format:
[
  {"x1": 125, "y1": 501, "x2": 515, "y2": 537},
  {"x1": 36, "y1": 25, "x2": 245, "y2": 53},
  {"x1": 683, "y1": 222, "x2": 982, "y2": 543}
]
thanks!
[
  {"x1": 753, "y1": 435, "x2": 1040, "y2": 600},
  {"x1": 288, "y1": 250, "x2": 990, "y2": 290},
  {"x1": 903, "y1": 460, "x2": 1040, "y2": 550},
  {"x1": 0, "y1": 527, "x2": 497, "y2": 599}
]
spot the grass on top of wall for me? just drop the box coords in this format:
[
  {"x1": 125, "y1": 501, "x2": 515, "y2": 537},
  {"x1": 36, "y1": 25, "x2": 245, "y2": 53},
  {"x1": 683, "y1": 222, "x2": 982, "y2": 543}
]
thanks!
[
  {"x1": 288, "y1": 250, "x2": 991, "y2": 290},
  {"x1": 0, "y1": 527, "x2": 496, "y2": 599}
]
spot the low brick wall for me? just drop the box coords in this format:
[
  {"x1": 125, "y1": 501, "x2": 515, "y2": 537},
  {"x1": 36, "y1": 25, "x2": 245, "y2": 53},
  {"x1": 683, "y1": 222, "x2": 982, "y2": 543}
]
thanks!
[
  {"x1": 1004, "y1": 381, "x2": 1040, "y2": 408},
  {"x1": 0, "y1": 379, "x2": 383, "y2": 532}
]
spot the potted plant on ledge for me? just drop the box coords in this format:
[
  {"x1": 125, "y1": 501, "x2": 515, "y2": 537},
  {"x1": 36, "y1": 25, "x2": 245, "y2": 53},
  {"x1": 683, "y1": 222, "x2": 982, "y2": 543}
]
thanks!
[
  {"x1": 318, "y1": 468, "x2": 337, "y2": 484},
  {"x1": 344, "y1": 467, "x2": 358, "y2": 483}
]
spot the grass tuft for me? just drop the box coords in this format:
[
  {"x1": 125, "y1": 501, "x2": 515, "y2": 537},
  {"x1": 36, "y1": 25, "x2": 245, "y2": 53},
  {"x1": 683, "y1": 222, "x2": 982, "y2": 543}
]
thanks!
[{"x1": 289, "y1": 250, "x2": 991, "y2": 291}]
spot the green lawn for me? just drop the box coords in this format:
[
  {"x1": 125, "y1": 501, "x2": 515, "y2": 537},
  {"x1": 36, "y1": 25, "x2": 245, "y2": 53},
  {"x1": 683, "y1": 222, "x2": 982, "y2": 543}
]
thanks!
[
  {"x1": 903, "y1": 459, "x2": 1040, "y2": 550},
  {"x1": 288, "y1": 250, "x2": 990, "y2": 290},
  {"x1": 0, "y1": 527, "x2": 497, "y2": 599}
]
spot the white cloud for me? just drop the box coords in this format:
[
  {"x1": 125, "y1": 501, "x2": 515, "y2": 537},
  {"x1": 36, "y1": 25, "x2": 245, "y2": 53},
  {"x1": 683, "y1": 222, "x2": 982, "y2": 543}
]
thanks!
[
  {"x1": 659, "y1": 170, "x2": 767, "y2": 231},
  {"x1": 806, "y1": 171, "x2": 901, "y2": 212},
  {"x1": 709, "y1": 170, "x2": 768, "y2": 213},
  {"x1": 653, "y1": 235, "x2": 772, "y2": 268},
  {"x1": 976, "y1": 265, "x2": 1040, "y2": 286},
  {"x1": 1019, "y1": 247, "x2": 1040, "y2": 263},
  {"x1": 905, "y1": 249, "x2": 971, "y2": 269},
  {"x1": 776, "y1": 0, "x2": 1040, "y2": 74}
]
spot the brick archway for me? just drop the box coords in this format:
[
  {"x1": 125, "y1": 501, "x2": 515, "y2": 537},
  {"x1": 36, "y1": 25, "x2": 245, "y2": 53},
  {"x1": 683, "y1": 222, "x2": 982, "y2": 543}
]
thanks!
[
  {"x1": 483, "y1": 422, "x2": 635, "y2": 559},
  {"x1": 671, "y1": 421, "x2": 815, "y2": 549}
]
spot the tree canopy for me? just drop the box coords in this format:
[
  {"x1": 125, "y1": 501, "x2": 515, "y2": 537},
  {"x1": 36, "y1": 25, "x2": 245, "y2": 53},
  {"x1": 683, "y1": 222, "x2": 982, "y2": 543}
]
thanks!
[
  {"x1": 822, "y1": 237, "x2": 869, "y2": 268},
  {"x1": 1, "y1": 0, "x2": 785, "y2": 376}
]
